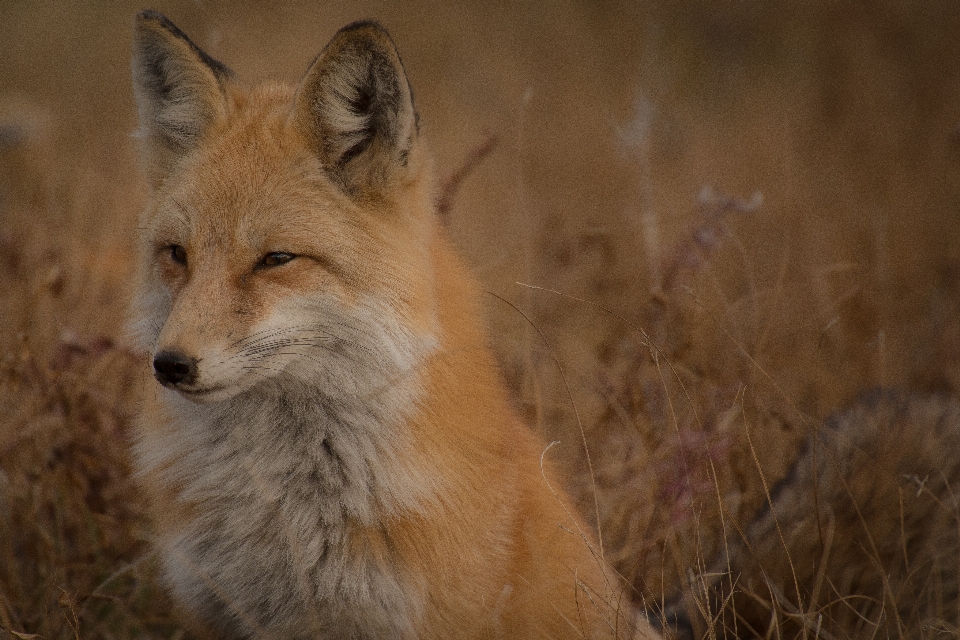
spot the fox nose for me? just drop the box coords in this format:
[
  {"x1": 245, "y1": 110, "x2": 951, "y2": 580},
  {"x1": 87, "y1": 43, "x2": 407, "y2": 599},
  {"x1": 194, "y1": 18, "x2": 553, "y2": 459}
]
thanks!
[{"x1": 153, "y1": 350, "x2": 198, "y2": 386}]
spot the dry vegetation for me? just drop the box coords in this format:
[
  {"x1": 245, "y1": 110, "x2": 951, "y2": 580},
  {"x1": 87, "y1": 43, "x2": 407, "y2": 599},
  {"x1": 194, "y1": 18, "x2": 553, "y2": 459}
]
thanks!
[{"x1": 2, "y1": 2, "x2": 960, "y2": 638}]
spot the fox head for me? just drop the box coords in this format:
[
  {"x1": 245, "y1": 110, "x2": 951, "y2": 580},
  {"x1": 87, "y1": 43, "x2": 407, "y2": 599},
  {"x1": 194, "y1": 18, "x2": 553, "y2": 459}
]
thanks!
[{"x1": 130, "y1": 11, "x2": 438, "y2": 405}]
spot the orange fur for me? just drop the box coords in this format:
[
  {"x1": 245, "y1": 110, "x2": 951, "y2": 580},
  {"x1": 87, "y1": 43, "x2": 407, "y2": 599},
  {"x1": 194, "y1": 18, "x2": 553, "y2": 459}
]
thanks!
[{"x1": 130, "y1": 11, "x2": 660, "y2": 639}]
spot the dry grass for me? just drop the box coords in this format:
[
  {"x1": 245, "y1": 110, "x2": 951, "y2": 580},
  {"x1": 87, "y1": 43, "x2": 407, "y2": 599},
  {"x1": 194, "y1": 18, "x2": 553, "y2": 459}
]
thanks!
[
  {"x1": 2, "y1": 2, "x2": 960, "y2": 638},
  {"x1": 0, "y1": 336, "x2": 183, "y2": 639}
]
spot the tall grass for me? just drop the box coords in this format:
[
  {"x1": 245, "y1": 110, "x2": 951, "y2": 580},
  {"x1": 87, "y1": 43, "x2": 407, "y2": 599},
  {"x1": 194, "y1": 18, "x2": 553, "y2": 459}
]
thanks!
[{"x1": 2, "y1": 2, "x2": 959, "y2": 638}]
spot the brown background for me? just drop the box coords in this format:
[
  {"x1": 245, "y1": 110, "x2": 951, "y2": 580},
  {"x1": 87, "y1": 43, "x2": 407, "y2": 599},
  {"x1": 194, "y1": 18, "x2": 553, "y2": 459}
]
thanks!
[{"x1": 2, "y1": 1, "x2": 960, "y2": 636}]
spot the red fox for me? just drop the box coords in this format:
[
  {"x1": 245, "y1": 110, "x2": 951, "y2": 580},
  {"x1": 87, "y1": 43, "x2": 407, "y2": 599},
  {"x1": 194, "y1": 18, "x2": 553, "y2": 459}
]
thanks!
[{"x1": 129, "y1": 10, "x2": 661, "y2": 640}]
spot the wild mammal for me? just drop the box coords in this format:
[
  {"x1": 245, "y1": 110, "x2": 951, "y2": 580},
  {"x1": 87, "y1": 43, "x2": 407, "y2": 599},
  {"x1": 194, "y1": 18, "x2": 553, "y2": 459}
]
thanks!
[{"x1": 129, "y1": 10, "x2": 661, "y2": 640}]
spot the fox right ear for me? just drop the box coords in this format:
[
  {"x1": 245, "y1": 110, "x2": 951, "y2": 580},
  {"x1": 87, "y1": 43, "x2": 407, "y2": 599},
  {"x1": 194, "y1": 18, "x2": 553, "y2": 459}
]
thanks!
[
  {"x1": 292, "y1": 21, "x2": 418, "y2": 200},
  {"x1": 131, "y1": 10, "x2": 231, "y2": 185}
]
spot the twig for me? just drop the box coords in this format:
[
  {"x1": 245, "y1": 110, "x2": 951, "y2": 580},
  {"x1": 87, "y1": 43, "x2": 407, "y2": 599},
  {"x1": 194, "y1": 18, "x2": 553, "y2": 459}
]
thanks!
[
  {"x1": 436, "y1": 134, "x2": 499, "y2": 223},
  {"x1": 659, "y1": 186, "x2": 762, "y2": 296}
]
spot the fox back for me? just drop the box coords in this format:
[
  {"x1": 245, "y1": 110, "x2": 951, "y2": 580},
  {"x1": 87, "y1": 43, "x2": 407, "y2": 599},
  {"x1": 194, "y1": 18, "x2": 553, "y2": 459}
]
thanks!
[{"x1": 130, "y1": 11, "x2": 660, "y2": 640}]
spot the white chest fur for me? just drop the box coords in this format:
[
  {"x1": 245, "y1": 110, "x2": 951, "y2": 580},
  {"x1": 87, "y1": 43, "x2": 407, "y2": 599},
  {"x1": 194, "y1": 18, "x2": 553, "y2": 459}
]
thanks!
[
  {"x1": 133, "y1": 239, "x2": 442, "y2": 634},
  {"x1": 136, "y1": 361, "x2": 435, "y2": 639}
]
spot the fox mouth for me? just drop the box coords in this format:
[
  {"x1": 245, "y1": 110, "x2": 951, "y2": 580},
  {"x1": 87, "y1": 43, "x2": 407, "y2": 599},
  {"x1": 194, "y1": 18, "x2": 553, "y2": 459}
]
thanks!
[
  {"x1": 155, "y1": 378, "x2": 227, "y2": 398},
  {"x1": 178, "y1": 385, "x2": 226, "y2": 397},
  {"x1": 164, "y1": 383, "x2": 236, "y2": 404}
]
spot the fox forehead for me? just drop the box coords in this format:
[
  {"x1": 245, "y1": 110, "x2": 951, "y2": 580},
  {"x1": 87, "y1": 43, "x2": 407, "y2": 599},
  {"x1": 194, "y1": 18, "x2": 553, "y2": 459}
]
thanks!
[{"x1": 148, "y1": 82, "x2": 355, "y2": 254}]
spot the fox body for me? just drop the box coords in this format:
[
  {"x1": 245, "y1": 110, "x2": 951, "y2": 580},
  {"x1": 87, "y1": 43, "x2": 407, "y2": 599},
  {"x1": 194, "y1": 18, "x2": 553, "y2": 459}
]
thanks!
[{"x1": 129, "y1": 11, "x2": 658, "y2": 640}]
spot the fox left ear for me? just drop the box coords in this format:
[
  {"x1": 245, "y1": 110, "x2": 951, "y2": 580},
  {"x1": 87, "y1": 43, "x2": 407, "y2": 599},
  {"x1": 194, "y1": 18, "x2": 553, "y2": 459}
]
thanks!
[
  {"x1": 132, "y1": 10, "x2": 232, "y2": 186},
  {"x1": 292, "y1": 21, "x2": 418, "y2": 199}
]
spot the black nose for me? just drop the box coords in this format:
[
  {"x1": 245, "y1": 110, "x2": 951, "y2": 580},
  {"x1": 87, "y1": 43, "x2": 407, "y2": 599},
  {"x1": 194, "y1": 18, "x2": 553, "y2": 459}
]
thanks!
[{"x1": 153, "y1": 350, "x2": 197, "y2": 386}]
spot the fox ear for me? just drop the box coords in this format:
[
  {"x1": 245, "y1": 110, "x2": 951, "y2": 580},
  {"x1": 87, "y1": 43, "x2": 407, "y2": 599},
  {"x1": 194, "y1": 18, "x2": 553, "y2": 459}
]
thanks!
[
  {"x1": 131, "y1": 10, "x2": 231, "y2": 185},
  {"x1": 292, "y1": 21, "x2": 418, "y2": 199}
]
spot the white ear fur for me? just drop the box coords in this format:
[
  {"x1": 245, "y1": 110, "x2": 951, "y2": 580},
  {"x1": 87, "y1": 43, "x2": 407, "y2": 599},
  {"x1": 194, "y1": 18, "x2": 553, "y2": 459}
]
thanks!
[
  {"x1": 131, "y1": 10, "x2": 231, "y2": 186},
  {"x1": 292, "y1": 21, "x2": 418, "y2": 198}
]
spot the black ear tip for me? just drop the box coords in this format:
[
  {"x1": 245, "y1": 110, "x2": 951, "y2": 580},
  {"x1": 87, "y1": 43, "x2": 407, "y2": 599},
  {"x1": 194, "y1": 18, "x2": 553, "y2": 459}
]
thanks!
[
  {"x1": 133, "y1": 9, "x2": 234, "y2": 81},
  {"x1": 332, "y1": 20, "x2": 400, "y2": 51},
  {"x1": 134, "y1": 10, "x2": 181, "y2": 40},
  {"x1": 336, "y1": 19, "x2": 392, "y2": 37},
  {"x1": 136, "y1": 9, "x2": 175, "y2": 31},
  {"x1": 137, "y1": 9, "x2": 165, "y2": 22}
]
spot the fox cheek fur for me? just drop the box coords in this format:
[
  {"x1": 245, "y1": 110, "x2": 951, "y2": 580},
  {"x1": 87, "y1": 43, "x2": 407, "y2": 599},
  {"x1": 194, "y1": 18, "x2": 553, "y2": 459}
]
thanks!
[{"x1": 138, "y1": 245, "x2": 437, "y2": 404}]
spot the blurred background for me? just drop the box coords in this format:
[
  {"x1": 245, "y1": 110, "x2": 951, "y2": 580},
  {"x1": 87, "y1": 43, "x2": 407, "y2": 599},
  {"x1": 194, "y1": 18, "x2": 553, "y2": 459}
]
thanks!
[{"x1": 2, "y1": 1, "x2": 960, "y2": 637}]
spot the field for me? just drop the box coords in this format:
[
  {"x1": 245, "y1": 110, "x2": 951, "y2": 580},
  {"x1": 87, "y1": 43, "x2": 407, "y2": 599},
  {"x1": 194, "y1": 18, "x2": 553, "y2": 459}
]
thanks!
[{"x1": 2, "y1": 2, "x2": 960, "y2": 638}]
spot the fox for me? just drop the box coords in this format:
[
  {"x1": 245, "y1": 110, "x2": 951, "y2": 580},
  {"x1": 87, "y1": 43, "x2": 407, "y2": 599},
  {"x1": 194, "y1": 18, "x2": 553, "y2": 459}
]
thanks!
[
  {"x1": 128, "y1": 10, "x2": 662, "y2": 640},
  {"x1": 662, "y1": 390, "x2": 960, "y2": 639}
]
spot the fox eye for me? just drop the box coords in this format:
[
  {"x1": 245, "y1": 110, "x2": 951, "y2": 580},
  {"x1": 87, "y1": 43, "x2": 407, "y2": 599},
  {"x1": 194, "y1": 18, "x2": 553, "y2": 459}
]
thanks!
[
  {"x1": 259, "y1": 252, "x2": 295, "y2": 268},
  {"x1": 170, "y1": 244, "x2": 187, "y2": 265}
]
